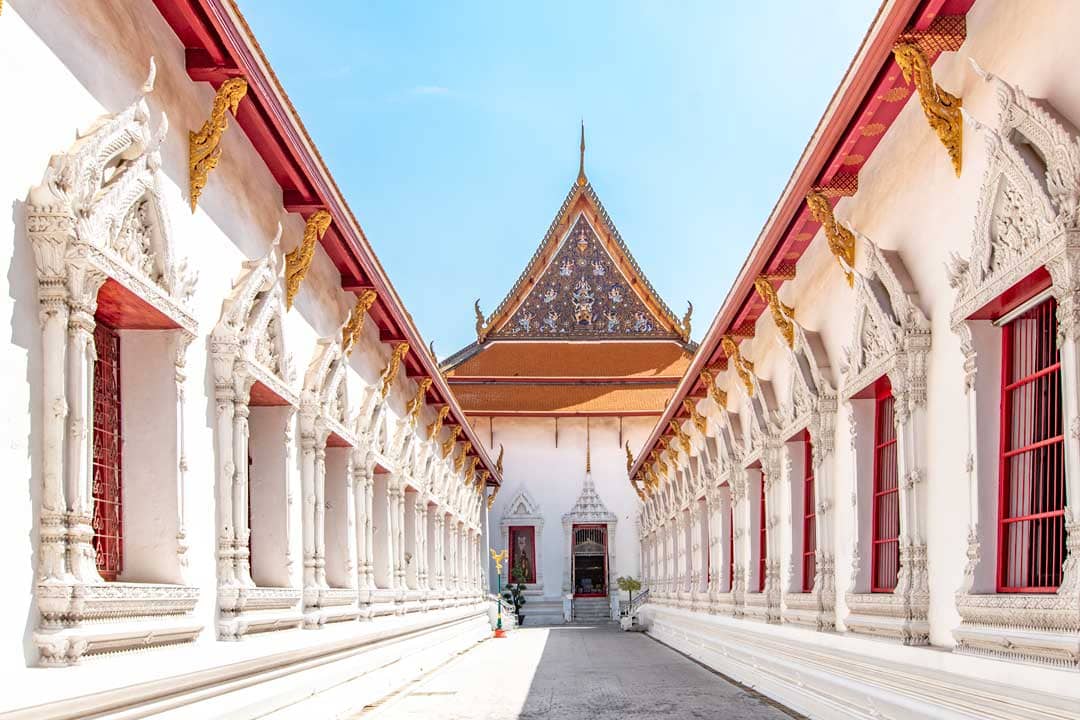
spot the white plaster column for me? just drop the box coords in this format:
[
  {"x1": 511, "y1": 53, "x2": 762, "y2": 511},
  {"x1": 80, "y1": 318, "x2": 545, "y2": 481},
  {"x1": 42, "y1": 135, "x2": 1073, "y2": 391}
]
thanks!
[
  {"x1": 37, "y1": 282, "x2": 69, "y2": 584},
  {"x1": 300, "y1": 428, "x2": 318, "y2": 594},
  {"x1": 233, "y1": 385, "x2": 255, "y2": 587},
  {"x1": 415, "y1": 500, "x2": 428, "y2": 593},
  {"x1": 65, "y1": 271, "x2": 106, "y2": 583}
]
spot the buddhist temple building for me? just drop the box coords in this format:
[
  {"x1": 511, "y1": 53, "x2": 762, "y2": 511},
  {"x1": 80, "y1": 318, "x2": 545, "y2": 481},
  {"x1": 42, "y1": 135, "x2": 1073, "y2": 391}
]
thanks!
[
  {"x1": 3, "y1": 0, "x2": 1080, "y2": 718},
  {"x1": 443, "y1": 129, "x2": 694, "y2": 621}
]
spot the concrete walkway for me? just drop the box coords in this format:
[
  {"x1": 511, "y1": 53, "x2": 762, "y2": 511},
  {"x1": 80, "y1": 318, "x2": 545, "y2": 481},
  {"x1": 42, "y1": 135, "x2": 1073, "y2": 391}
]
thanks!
[{"x1": 357, "y1": 624, "x2": 798, "y2": 720}]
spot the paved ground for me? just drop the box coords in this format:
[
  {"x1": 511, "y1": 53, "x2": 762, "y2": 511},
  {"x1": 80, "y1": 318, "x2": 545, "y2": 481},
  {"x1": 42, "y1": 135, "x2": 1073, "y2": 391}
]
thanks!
[{"x1": 358, "y1": 624, "x2": 798, "y2": 720}]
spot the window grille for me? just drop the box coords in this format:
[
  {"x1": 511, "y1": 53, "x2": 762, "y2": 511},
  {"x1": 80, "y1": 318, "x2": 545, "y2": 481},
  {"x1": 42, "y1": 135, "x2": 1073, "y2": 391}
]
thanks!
[
  {"x1": 92, "y1": 321, "x2": 122, "y2": 582},
  {"x1": 999, "y1": 296, "x2": 1065, "y2": 593},
  {"x1": 802, "y1": 438, "x2": 816, "y2": 593},
  {"x1": 871, "y1": 383, "x2": 899, "y2": 593}
]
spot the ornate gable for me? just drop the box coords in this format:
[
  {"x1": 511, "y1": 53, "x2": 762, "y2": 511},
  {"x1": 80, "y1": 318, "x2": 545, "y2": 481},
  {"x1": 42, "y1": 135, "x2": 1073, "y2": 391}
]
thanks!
[
  {"x1": 493, "y1": 211, "x2": 685, "y2": 340},
  {"x1": 476, "y1": 167, "x2": 692, "y2": 344}
]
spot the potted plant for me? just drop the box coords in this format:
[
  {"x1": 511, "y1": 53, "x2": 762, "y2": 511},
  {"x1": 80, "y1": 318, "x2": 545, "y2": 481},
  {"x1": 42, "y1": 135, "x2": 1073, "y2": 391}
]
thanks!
[
  {"x1": 616, "y1": 576, "x2": 642, "y2": 630},
  {"x1": 502, "y1": 557, "x2": 529, "y2": 625}
]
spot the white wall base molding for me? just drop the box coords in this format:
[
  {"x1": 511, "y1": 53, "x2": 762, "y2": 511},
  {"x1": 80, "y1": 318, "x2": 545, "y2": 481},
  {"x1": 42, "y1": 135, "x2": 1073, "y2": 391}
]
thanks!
[
  {"x1": 5, "y1": 604, "x2": 491, "y2": 720},
  {"x1": 640, "y1": 605, "x2": 1080, "y2": 720}
]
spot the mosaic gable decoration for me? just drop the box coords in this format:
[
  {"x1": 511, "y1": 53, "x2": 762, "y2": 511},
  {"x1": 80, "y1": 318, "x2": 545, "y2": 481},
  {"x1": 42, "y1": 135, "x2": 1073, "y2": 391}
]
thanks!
[{"x1": 491, "y1": 214, "x2": 682, "y2": 341}]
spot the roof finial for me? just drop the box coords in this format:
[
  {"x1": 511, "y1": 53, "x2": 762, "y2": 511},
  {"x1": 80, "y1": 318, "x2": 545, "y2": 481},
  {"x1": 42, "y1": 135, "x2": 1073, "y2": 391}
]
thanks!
[{"x1": 577, "y1": 120, "x2": 587, "y2": 187}]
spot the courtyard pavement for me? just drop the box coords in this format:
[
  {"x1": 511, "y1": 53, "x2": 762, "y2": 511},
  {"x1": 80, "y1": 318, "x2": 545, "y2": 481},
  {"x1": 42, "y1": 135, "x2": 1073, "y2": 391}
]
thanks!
[{"x1": 356, "y1": 623, "x2": 799, "y2": 720}]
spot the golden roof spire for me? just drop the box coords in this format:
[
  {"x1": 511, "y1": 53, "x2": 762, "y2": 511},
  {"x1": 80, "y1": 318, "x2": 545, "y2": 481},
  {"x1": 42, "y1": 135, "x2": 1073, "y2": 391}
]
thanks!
[{"x1": 577, "y1": 121, "x2": 587, "y2": 187}]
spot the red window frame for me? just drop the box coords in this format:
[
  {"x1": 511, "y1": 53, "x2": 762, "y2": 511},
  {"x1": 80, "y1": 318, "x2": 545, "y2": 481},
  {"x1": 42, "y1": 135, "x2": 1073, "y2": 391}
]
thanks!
[
  {"x1": 92, "y1": 320, "x2": 123, "y2": 582},
  {"x1": 997, "y1": 296, "x2": 1066, "y2": 593},
  {"x1": 871, "y1": 379, "x2": 899, "y2": 593},
  {"x1": 758, "y1": 473, "x2": 767, "y2": 593},
  {"x1": 508, "y1": 525, "x2": 537, "y2": 584},
  {"x1": 802, "y1": 437, "x2": 816, "y2": 593}
]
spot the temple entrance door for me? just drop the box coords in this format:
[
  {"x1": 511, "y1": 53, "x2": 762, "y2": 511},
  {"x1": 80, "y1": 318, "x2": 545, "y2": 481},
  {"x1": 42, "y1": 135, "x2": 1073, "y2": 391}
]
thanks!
[{"x1": 572, "y1": 524, "x2": 607, "y2": 597}]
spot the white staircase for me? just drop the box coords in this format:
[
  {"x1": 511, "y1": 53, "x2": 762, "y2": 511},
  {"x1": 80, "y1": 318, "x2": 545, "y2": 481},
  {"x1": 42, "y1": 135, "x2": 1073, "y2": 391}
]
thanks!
[
  {"x1": 520, "y1": 598, "x2": 565, "y2": 626},
  {"x1": 572, "y1": 597, "x2": 612, "y2": 623}
]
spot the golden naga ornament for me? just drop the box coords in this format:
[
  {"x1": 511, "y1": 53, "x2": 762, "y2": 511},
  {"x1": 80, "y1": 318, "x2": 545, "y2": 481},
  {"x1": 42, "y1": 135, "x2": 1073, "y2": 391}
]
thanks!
[
  {"x1": 465, "y1": 456, "x2": 480, "y2": 485},
  {"x1": 496, "y1": 443, "x2": 504, "y2": 476},
  {"x1": 341, "y1": 289, "x2": 377, "y2": 355},
  {"x1": 625, "y1": 441, "x2": 634, "y2": 475},
  {"x1": 678, "y1": 302, "x2": 693, "y2": 342},
  {"x1": 805, "y1": 190, "x2": 856, "y2": 287},
  {"x1": 753, "y1": 277, "x2": 796, "y2": 348},
  {"x1": 454, "y1": 441, "x2": 472, "y2": 473},
  {"x1": 683, "y1": 398, "x2": 707, "y2": 435},
  {"x1": 441, "y1": 425, "x2": 462, "y2": 458},
  {"x1": 699, "y1": 368, "x2": 728, "y2": 409},
  {"x1": 406, "y1": 377, "x2": 433, "y2": 423},
  {"x1": 721, "y1": 335, "x2": 755, "y2": 397},
  {"x1": 285, "y1": 210, "x2": 333, "y2": 310},
  {"x1": 669, "y1": 420, "x2": 691, "y2": 454},
  {"x1": 427, "y1": 405, "x2": 451, "y2": 439},
  {"x1": 486, "y1": 481, "x2": 500, "y2": 510},
  {"x1": 893, "y1": 42, "x2": 963, "y2": 177},
  {"x1": 474, "y1": 300, "x2": 492, "y2": 343},
  {"x1": 379, "y1": 342, "x2": 409, "y2": 398},
  {"x1": 189, "y1": 77, "x2": 248, "y2": 211}
]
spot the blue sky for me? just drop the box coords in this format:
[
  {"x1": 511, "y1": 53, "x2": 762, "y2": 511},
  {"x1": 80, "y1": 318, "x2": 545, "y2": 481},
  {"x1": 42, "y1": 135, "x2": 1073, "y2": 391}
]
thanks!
[{"x1": 241, "y1": 1, "x2": 881, "y2": 356}]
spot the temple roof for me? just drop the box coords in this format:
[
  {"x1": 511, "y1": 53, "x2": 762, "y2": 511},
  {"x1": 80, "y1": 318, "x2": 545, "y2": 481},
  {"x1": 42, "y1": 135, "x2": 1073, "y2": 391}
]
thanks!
[{"x1": 443, "y1": 133, "x2": 694, "y2": 416}]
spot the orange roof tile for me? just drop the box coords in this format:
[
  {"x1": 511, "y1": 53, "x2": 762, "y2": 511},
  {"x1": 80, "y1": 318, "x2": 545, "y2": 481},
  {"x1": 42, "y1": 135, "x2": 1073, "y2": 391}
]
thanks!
[
  {"x1": 450, "y1": 382, "x2": 675, "y2": 415},
  {"x1": 445, "y1": 341, "x2": 692, "y2": 379}
]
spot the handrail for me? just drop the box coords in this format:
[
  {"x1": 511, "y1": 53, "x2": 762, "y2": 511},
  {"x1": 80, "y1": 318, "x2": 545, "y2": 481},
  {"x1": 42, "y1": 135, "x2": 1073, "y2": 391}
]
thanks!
[{"x1": 619, "y1": 588, "x2": 650, "y2": 617}]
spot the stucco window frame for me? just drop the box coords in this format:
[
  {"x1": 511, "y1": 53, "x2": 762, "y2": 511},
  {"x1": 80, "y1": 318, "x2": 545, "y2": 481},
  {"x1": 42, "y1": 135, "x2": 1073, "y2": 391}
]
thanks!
[
  {"x1": 26, "y1": 65, "x2": 202, "y2": 666},
  {"x1": 500, "y1": 490, "x2": 545, "y2": 595},
  {"x1": 947, "y1": 64, "x2": 1080, "y2": 668},
  {"x1": 839, "y1": 235, "x2": 931, "y2": 646}
]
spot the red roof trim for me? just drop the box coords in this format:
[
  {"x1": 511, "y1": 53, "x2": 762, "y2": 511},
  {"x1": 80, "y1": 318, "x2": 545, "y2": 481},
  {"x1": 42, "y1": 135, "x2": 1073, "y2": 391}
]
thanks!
[
  {"x1": 631, "y1": 0, "x2": 975, "y2": 479},
  {"x1": 153, "y1": 0, "x2": 500, "y2": 485}
]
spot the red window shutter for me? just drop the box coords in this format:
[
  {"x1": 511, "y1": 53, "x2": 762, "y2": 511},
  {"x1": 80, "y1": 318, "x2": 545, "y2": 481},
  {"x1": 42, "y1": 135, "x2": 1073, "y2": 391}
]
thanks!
[
  {"x1": 758, "y1": 475, "x2": 767, "y2": 593},
  {"x1": 871, "y1": 382, "x2": 899, "y2": 593},
  {"x1": 802, "y1": 438, "x2": 816, "y2": 593},
  {"x1": 92, "y1": 321, "x2": 123, "y2": 582},
  {"x1": 998, "y1": 297, "x2": 1066, "y2": 592}
]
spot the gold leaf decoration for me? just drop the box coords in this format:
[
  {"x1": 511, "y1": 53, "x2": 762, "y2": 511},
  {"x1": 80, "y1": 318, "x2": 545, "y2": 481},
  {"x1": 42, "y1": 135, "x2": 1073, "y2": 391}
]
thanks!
[
  {"x1": 441, "y1": 425, "x2": 462, "y2": 458},
  {"x1": 679, "y1": 301, "x2": 693, "y2": 342},
  {"x1": 189, "y1": 77, "x2": 248, "y2": 211},
  {"x1": 454, "y1": 441, "x2": 472, "y2": 473},
  {"x1": 341, "y1": 289, "x2": 377, "y2": 355},
  {"x1": 285, "y1": 210, "x2": 333, "y2": 310},
  {"x1": 379, "y1": 342, "x2": 409, "y2": 398},
  {"x1": 683, "y1": 398, "x2": 707, "y2": 435},
  {"x1": 427, "y1": 405, "x2": 450, "y2": 439},
  {"x1": 474, "y1": 299, "x2": 491, "y2": 343},
  {"x1": 753, "y1": 277, "x2": 795, "y2": 348},
  {"x1": 669, "y1": 420, "x2": 691, "y2": 454},
  {"x1": 700, "y1": 368, "x2": 728, "y2": 409},
  {"x1": 486, "y1": 482, "x2": 500, "y2": 510},
  {"x1": 406, "y1": 377, "x2": 432, "y2": 424},
  {"x1": 465, "y1": 456, "x2": 480, "y2": 485},
  {"x1": 805, "y1": 190, "x2": 856, "y2": 287},
  {"x1": 721, "y1": 335, "x2": 755, "y2": 397},
  {"x1": 893, "y1": 42, "x2": 963, "y2": 176}
]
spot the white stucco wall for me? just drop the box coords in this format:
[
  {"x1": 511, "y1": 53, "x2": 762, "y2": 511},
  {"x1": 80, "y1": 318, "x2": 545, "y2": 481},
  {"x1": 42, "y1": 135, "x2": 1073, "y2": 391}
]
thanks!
[
  {"x1": 476, "y1": 415, "x2": 649, "y2": 601},
  {"x1": 0, "y1": 1, "x2": 487, "y2": 711}
]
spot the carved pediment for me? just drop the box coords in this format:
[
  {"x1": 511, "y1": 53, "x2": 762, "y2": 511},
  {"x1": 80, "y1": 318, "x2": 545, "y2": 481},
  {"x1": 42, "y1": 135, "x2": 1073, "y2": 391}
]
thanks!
[
  {"x1": 212, "y1": 227, "x2": 297, "y2": 402},
  {"x1": 950, "y1": 61, "x2": 1080, "y2": 322},
  {"x1": 26, "y1": 59, "x2": 197, "y2": 329},
  {"x1": 842, "y1": 236, "x2": 930, "y2": 397}
]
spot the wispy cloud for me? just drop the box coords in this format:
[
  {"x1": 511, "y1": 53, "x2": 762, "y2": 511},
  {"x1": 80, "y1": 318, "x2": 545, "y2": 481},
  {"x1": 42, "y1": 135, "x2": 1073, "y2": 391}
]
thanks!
[{"x1": 412, "y1": 85, "x2": 451, "y2": 96}]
